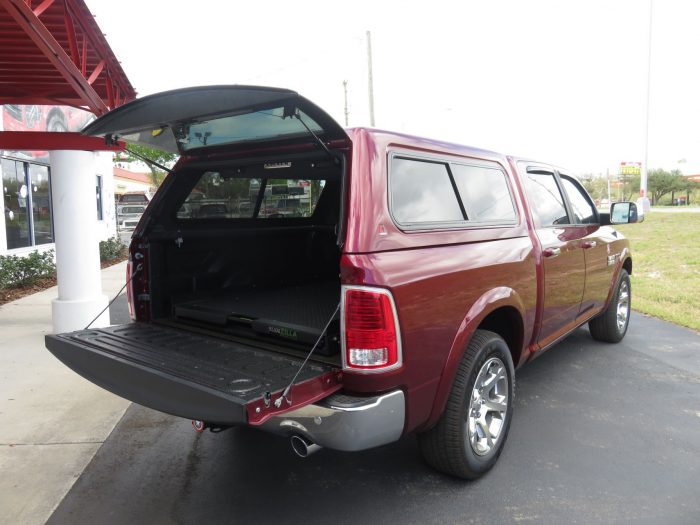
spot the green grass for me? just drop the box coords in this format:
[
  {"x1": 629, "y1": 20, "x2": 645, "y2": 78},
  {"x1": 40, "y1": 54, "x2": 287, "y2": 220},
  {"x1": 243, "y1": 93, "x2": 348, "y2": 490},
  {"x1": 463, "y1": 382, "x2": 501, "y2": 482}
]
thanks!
[{"x1": 616, "y1": 212, "x2": 700, "y2": 332}]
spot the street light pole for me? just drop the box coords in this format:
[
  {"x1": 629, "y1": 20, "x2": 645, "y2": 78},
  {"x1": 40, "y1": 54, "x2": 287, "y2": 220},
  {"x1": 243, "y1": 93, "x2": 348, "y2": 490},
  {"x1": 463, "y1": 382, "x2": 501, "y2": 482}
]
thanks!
[{"x1": 639, "y1": 0, "x2": 653, "y2": 212}]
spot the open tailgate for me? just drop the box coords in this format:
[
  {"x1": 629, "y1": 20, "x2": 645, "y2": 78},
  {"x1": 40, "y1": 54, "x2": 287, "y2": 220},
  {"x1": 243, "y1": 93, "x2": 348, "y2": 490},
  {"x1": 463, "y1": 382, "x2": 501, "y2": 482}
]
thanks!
[{"x1": 45, "y1": 323, "x2": 342, "y2": 426}]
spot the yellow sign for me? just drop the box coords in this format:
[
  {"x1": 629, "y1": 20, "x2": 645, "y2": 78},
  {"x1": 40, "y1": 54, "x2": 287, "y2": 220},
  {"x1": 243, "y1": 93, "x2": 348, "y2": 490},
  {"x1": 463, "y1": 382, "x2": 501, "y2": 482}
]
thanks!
[{"x1": 620, "y1": 162, "x2": 641, "y2": 176}]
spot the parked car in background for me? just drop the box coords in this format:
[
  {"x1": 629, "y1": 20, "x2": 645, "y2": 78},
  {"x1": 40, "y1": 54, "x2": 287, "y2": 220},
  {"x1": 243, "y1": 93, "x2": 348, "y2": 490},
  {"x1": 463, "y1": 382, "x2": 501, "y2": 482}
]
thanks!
[
  {"x1": 46, "y1": 86, "x2": 642, "y2": 480},
  {"x1": 260, "y1": 198, "x2": 304, "y2": 218},
  {"x1": 116, "y1": 192, "x2": 151, "y2": 230},
  {"x1": 117, "y1": 204, "x2": 147, "y2": 231},
  {"x1": 118, "y1": 192, "x2": 151, "y2": 206},
  {"x1": 196, "y1": 202, "x2": 229, "y2": 219}
]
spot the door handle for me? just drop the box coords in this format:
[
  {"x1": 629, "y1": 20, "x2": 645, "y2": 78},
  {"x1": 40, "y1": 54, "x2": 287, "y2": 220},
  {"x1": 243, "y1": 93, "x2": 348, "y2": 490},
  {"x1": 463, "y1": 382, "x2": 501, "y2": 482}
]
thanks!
[
  {"x1": 543, "y1": 247, "x2": 561, "y2": 258},
  {"x1": 582, "y1": 241, "x2": 597, "y2": 249}
]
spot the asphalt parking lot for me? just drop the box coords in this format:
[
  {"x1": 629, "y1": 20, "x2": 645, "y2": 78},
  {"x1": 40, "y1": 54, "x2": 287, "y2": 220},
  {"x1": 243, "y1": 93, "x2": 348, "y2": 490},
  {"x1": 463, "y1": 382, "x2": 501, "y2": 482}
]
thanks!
[{"x1": 47, "y1": 298, "x2": 700, "y2": 525}]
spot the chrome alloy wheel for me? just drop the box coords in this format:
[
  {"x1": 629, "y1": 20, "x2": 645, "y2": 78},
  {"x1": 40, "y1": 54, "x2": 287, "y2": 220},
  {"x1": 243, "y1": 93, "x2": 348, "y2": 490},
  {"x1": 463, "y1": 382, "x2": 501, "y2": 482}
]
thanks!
[
  {"x1": 616, "y1": 279, "x2": 630, "y2": 332},
  {"x1": 467, "y1": 357, "x2": 509, "y2": 456}
]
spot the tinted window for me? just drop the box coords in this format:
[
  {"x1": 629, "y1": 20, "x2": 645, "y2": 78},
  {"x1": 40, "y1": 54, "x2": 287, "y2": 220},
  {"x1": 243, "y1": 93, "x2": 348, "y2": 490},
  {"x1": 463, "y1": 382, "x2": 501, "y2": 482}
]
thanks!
[
  {"x1": 29, "y1": 164, "x2": 53, "y2": 245},
  {"x1": 390, "y1": 157, "x2": 463, "y2": 224},
  {"x1": 176, "y1": 108, "x2": 323, "y2": 152},
  {"x1": 525, "y1": 172, "x2": 569, "y2": 226},
  {"x1": 120, "y1": 206, "x2": 146, "y2": 214},
  {"x1": 561, "y1": 176, "x2": 596, "y2": 224},
  {"x1": 451, "y1": 164, "x2": 516, "y2": 222},
  {"x1": 3, "y1": 158, "x2": 31, "y2": 249},
  {"x1": 120, "y1": 194, "x2": 148, "y2": 203},
  {"x1": 3, "y1": 159, "x2": 54, "y2": 248},
  {"x1": 177, "y1": 172, "x2": 323, "y2": 219}
]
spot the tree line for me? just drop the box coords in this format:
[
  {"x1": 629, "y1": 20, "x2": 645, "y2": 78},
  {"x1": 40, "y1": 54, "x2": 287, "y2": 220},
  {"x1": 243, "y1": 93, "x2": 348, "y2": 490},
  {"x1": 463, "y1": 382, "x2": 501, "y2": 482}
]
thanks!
[{"x1": 581, "y1": 169, "x2": 699, "y2": 205}]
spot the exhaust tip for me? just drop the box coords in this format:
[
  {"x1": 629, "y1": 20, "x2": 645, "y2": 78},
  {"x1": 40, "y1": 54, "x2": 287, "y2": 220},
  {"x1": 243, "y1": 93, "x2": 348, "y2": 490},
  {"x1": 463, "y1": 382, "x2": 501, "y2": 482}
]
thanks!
[{"x1": 290, "y1": 435, "x2": 322, "y2": 457}]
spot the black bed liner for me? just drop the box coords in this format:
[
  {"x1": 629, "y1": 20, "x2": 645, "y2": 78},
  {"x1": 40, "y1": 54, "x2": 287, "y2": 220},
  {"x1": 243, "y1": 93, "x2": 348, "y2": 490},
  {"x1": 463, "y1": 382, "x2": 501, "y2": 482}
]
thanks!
[{"x1": 45, "y1": 323, "x2": 339, "y2": 425}]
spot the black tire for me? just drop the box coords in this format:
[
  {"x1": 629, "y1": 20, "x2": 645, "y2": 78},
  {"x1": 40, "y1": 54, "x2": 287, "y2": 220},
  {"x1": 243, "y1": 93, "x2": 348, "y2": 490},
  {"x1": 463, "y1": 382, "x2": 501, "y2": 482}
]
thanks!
[
  {"x1": 418, "y1": 329, "x2": 514, "y2": 480},
  {"x1": 589, "y1": 269, "x2": 631, "y2": 343},
  {"x1": 46, "y1": 111, "x2": 67, "y2": 132}
]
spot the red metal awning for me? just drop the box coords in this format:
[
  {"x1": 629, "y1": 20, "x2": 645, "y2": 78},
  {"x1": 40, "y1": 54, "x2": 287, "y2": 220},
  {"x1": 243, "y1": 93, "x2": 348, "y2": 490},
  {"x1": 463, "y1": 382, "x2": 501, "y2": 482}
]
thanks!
[
  {"x1": 0, "y1": 130, "x2": 123, "y2": 150},
  {"x1": 0, "y1": 0, "x2": 136, "y2": 114},
  {"x1": 0, "y1": 0, "x2": 136, "y2": 150}
]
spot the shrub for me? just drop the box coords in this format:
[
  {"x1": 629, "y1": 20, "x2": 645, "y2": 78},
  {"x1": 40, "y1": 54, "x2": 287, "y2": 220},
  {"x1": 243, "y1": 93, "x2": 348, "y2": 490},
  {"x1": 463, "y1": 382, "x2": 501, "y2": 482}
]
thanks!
[
  {"x1": 0, "y1": 249, "x2": 56, "y2": 288},
  {"x1": 99, "y1": 235, "x2": 127, "y2": 262}
]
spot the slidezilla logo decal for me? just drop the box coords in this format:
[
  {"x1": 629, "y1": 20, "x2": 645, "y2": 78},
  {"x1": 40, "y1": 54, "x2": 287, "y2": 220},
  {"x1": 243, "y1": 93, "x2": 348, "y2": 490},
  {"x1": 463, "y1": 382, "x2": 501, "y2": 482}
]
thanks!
[{"x1": 267, "y1": 325, "x2": 298, "y2": 339}]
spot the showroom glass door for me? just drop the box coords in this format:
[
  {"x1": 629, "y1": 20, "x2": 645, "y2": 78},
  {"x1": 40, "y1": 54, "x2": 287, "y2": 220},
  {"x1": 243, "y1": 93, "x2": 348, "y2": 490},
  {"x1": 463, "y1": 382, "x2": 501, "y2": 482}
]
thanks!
[
  {"x1": 2, "y1": 158, "x2": 31, "y2": 249},
  {"x1": 2, "y1": 158, "x2": 53, "y2": 249},
  {"x1": 29, "y1": 164, "x2": 53, "y2": 245}
]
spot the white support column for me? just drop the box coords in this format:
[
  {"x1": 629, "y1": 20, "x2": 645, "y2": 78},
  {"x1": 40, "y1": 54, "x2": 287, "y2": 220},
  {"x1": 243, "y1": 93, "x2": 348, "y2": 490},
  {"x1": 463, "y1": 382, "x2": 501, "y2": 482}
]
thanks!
[{"x1": 49, "y1": 150, "x2": 109, "y2": 333}]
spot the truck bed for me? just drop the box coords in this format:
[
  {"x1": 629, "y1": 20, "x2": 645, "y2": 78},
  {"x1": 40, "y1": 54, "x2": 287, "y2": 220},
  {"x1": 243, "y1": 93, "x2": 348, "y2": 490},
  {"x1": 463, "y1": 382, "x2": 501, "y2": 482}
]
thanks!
[
  {"x1": 173, "y1": 281, "x2": 338, "y2": 328},
  {"x1": 172, "y1": 281, "x2": 340, "y2": 354},
  {"x1": 45, "y1": 323, "x2": 341, "y2": 425}
]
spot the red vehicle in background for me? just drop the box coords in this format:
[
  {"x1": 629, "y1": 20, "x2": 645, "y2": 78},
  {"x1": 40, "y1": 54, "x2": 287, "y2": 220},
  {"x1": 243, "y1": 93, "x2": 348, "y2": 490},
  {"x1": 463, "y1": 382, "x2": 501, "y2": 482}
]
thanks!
[
  {"x1": 3, "y1": 104, "x2": 93, "y2": 132},
  {"x1": 45, "y1": 86, "x2": 641, "y2": 479},
  {"x1": 3, "y1": 104, "x2": 95, "y2": 160}
]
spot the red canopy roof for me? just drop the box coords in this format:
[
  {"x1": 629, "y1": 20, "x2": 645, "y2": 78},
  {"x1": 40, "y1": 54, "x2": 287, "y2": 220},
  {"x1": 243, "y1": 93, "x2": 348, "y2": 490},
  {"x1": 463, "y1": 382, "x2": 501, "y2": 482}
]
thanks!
[{"x1": 0, "y1": 0, "x2": 136, "y2": 115}]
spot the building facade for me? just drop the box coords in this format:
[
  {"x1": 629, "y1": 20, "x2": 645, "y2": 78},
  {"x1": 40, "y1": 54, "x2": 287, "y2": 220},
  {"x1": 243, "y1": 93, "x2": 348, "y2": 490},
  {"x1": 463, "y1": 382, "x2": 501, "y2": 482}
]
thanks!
[{"x1": 1, "y1": 104, "x2": 116, "y2": 256}]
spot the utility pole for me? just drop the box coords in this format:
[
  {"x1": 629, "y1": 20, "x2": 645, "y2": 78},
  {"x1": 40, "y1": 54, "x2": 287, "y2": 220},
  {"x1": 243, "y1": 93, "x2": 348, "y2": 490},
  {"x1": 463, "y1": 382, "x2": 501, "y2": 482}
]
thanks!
[
  {"x1": 366, "y1": 30, "x2": 375, "y2": 127},
  {"x1": 639, "y1": 0, "x2": 653, "y2": 212},
  {"x1": 342, "y1": 80, "x2": 349, "y2": 126}
]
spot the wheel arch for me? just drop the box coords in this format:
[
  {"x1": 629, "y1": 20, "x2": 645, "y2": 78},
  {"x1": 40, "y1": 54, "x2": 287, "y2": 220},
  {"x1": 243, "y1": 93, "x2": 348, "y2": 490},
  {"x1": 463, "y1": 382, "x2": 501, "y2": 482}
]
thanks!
[
  {"x1": 422, "y1": 287, "x2": 526, "y2": 430},
  {"x1": 602, "y1": 248, "x2": 632, "y2": 309},
  {"x1": 622, "y1": 255, "x2": 632, "y2": 275}
]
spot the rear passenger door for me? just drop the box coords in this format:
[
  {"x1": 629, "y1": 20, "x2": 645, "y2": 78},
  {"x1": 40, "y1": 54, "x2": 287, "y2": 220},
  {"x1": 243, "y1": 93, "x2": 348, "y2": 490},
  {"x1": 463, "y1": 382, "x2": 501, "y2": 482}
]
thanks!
[
  {"x1": 558, "y1": 174, "x2": 612, "y2": 315},
  {"x1": 522, "y1": 168, "x2": 586, "y2": 348}
]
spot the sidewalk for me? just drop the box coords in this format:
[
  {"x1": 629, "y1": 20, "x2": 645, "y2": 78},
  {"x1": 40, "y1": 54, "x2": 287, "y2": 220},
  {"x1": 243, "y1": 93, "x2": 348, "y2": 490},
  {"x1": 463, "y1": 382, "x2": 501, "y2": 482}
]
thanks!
[{"x1": 0, "y1": 262, "x2": 131, "y2": 525}]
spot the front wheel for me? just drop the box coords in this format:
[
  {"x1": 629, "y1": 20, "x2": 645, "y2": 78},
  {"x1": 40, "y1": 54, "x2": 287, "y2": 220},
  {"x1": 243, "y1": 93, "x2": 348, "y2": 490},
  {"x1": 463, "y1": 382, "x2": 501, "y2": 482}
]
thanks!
[
  {"x1": 418, "y1": 330, "x2": 514, "y2": 479},
  {"x1": 589, "y1": 269, "x2": 631, "y2": 343}
]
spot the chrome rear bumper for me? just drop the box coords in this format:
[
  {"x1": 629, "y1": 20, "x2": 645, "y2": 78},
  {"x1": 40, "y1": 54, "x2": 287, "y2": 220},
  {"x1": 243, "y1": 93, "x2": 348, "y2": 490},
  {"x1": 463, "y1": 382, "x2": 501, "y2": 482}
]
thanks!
[{"x1": 260, "y1": 390, "x2": 405, "y2": 452}]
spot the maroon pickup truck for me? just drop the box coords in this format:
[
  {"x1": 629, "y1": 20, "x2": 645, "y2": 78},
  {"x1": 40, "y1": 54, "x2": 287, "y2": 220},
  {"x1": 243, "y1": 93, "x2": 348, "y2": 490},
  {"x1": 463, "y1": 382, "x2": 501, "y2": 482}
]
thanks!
[{"x1": 46, "y1": 86, "x2": 640, "y2": 479}]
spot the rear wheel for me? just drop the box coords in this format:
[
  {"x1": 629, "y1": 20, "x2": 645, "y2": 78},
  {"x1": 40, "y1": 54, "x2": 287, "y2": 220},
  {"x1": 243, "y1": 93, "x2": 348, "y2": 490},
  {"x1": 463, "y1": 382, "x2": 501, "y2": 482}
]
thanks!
[
  {"x1": 419, "y1": 330, "x2": 514, "y2": 479},
  {"x1": 589, "y1": 269, "x2": 631, "y2": 343}
]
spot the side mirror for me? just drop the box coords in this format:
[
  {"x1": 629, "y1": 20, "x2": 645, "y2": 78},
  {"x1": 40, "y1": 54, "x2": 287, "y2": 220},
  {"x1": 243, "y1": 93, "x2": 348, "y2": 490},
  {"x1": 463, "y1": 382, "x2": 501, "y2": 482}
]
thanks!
[{"x1": 610, "y1": 201, "x2": 643, "y2": 224}]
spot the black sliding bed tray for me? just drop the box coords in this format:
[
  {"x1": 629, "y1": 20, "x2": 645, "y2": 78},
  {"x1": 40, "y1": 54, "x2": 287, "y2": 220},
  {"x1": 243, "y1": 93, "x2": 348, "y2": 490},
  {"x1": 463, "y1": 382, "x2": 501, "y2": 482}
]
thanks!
[{"x1": 172, "y1": 281, "x2": 339, "y2": 350}]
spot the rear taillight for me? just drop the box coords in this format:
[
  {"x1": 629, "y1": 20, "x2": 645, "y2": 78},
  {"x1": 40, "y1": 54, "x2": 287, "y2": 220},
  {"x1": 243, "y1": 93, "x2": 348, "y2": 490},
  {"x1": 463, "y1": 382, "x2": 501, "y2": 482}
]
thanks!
[{"x1": 342, "y1": 286, "x2": 401, "y2": 372}]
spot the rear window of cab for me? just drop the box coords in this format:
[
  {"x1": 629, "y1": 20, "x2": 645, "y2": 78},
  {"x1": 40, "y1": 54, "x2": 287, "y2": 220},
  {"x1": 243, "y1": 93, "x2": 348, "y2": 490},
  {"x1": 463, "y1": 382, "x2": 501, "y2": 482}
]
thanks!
[{"x1": 388, "y1": 153, "x2": 517, "y2": 229}]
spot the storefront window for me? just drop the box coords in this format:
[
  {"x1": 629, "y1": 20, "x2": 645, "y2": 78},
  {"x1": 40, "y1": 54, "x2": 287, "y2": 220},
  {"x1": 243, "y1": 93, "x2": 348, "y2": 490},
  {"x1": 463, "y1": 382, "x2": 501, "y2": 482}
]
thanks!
[
  {"x1": 2, "y1": 158, "x2": 31, "y2": 249},
  {"x1": 2, "y1": 158, "x2": 53, "y2": 249},
  {"x1": 29, "y1": 164, "x2": 53, "y2": 245},
  {"x1": 96, "y1": 174, "x2": 103, "y2": 220}
]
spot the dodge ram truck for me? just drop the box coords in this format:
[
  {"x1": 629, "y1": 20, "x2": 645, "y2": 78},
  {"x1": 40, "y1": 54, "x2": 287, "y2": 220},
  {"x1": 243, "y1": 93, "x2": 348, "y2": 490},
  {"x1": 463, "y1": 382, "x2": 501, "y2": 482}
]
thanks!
[{"x1": 45, "y1": 86, "x2": 640, "y2": 479}]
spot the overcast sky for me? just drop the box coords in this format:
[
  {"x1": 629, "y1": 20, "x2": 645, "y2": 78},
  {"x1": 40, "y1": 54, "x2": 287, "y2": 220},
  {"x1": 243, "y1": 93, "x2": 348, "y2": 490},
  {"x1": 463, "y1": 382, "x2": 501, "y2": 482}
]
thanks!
[{"x1": 90, "y1": 0, "x2": 700, "y2": 176}]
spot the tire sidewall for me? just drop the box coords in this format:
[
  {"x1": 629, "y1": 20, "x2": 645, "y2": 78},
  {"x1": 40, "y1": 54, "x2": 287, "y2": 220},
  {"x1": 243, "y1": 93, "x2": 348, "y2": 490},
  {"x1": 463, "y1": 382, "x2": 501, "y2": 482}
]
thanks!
[
  {"x1": 460, "y1": 335, "x2": 515, "y2": 474},
  {"x1": 47, "y1": 113, "x2": 67, "y2": 132},
  {"x1": 610, "y1": 269, "x2": 631, "y2": 340}
]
